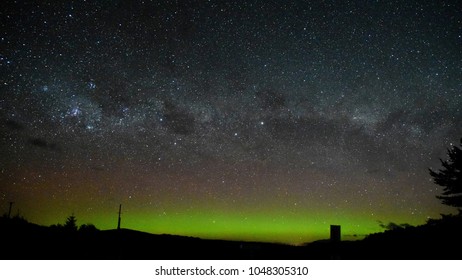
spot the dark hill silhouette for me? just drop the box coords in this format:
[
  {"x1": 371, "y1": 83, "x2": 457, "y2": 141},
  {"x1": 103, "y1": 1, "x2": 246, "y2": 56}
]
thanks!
[
  {"x1": 0, "y1": 216, "x2": 302, "y2": 259},
  {"x1": 313, "y1": 213, "x2": 462, "y2": 260},
  {"x1": 1, "y1": 214, "x2": 461, "y2": 259},
  {"x1": 355, "y1": 213, "x2": 462, "y2": 259}
]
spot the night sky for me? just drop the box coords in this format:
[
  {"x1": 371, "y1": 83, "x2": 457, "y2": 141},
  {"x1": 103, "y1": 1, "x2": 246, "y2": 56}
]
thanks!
[{"x1": 1, "y1": 0, "x2": 461, "y2": 244}]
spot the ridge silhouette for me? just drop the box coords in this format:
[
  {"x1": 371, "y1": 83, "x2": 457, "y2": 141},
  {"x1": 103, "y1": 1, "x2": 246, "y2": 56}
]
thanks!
[{"x1": 1, "y1": 213, "x2": 461, "y2": 259}]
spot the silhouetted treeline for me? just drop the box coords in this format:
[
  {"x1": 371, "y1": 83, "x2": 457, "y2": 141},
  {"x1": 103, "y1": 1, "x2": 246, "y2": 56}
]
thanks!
[{"x1": 356, "y1": 213, "x2": 462, "y2": 259}]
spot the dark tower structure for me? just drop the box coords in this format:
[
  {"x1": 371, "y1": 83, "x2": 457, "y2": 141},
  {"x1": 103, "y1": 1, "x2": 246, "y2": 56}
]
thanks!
[
  {"x1": 117, "y1": 204, "x2": 122, "y2": 230},
  {"x1": 330, "y1": 225, "x2": 341, "y2": 242}
]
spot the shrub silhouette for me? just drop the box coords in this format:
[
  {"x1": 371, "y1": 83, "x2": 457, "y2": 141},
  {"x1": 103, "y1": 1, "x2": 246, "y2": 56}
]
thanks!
[{"x1": 79, "y1": 223, "x2": 98, "y2": 234}]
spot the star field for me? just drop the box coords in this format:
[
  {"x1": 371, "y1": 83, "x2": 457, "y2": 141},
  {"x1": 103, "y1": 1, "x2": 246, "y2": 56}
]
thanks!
[{"x1": 1, "y1": 0, "x2": 461, "y2": 244}]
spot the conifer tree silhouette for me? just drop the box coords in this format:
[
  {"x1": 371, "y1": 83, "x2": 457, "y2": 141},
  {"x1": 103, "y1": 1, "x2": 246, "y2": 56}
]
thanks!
[
  {"x1": 429, "y1": 138, "x2": 462, "y2": 208},
  {"x1": 64, "y1": 214, "x2": 78, "y2": 232}
]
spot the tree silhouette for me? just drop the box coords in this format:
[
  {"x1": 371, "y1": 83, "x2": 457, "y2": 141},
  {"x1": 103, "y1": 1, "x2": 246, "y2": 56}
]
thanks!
[
  {"x1": 64, "y1": 214, "x2": 78, "y2": 232},
  {"x1": 429, "y1": 138, "x2": 462, "y2": 208},
  {"x1": 79, "y1": 223, "x2": 98, "y2": 234}
]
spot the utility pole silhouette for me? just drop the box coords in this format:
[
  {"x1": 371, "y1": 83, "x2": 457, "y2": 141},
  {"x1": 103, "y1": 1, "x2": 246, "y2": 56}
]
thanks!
[
  {"x1": 117, "y1": 204, "x2": 122, "y2": 230},
  {"x1": 8, "y1": 202, "x2": 13, "y2": 218}
]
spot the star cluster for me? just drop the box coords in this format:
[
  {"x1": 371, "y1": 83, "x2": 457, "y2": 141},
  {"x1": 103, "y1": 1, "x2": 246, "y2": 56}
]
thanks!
[{"x1": 1, "y1": 0, "x2": 461, "y2": 244}]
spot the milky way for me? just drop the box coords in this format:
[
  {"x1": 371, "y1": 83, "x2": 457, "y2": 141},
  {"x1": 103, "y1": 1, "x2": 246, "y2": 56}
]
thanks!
[{"x1": 1, "y1": 0, "x2": 461, "y2": 244}]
